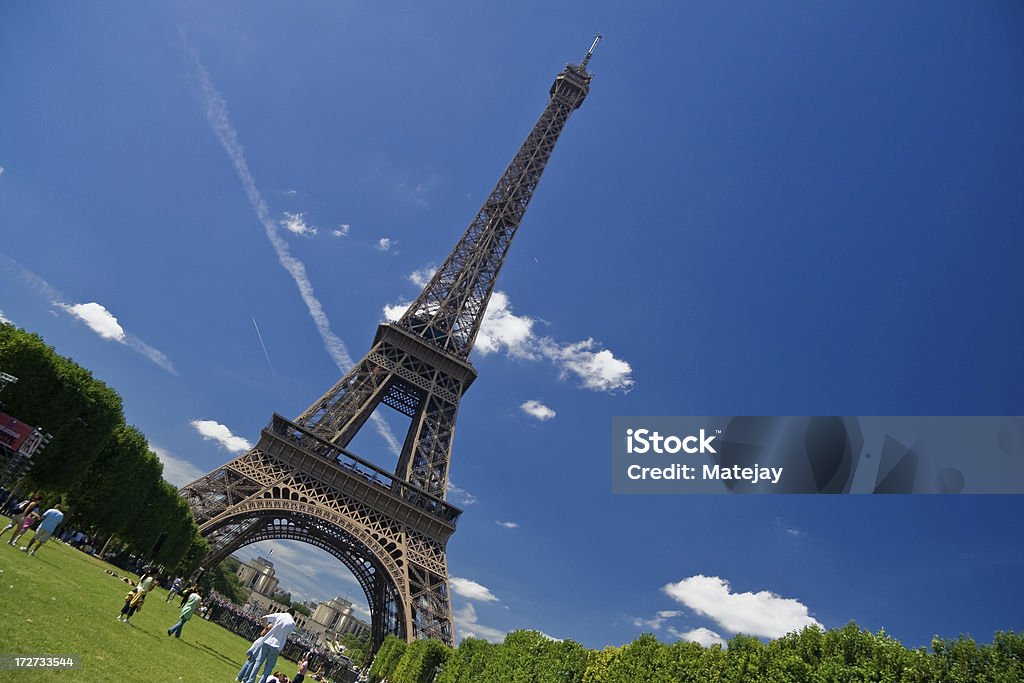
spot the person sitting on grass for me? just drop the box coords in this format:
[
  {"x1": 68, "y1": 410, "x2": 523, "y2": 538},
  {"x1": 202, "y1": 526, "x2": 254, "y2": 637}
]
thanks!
[{"x1": 166, "y1": 588, "x2": 202, "y2": 639}]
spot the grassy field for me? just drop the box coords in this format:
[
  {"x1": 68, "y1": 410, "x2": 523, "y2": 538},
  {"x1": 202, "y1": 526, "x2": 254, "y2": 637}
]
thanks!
[{"x1": 0, "y1": 519, "x2": 295, "y2": 682}]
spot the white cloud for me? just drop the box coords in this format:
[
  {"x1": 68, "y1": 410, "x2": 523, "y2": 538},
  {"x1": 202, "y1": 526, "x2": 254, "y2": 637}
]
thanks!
[
  {"x1": 190, "y1": 419, "x2": 253, "y2": 453},
  {"x1": 786, "y1": 528, "x2": 803, "y2": 537},
  {"x1": 152, "y1": 445, "x2": 205, "y2": 487},
  {"x1": 55, "y1": 301, "x2": 178, "y2": 374},
  {"x1": 446, "y1": 481, "x2": 477, "y2": 506},
  {"x1": 332, "y1": 224, "x2": 350, "y2": 238},
  {"x1": 280, "y1": 212, "x2": 317, "y2": 236},
  {"x1": 376, "y1": 238, "x2": 392, "y2": 251},
  {"x1": 385, "y1": 283, "x2": 634, "y2": 392},
  {"x1": 475, "y1": 292, "x2": 539, "y2": 359},
  {"x1": 520, "y1": 400, "x2": 556, "y2": 421},
  {"x1": 58, "y1": 302, "x2": 126, "y2": 341},
  {"x1": 452, "y1": 602, "x2": 506, "y2": 643},
  {"x1": 383, "y1": 301, "x2": 410, "y2": 323},
  {"x1": 188, "y1": 40, "x2": 400, "y2": 455},
  {"x1": 670, "y1": 626, "x2": 726, "y2": 647},
  {"x1": 0, "y1": 166, "x2": 4, "y2": 176},
  {"x1": 0, "y1": 309, "x2": 12, "y2": 325},
  {"x1": 631, "y1": 610, "x2": 684, "y2": 631},
  {"x1": 449, "y1": 577, "x2": 499, "y2": 603},
  {"x1": 495, "y1": 521, "x2": 519, "y2": 529},
  {"x1": 408, "y1": 266, "x2": 437, "y2": 289},
  {"x1": 663, "y1": 575, "x2": 822, "y2": 639},
  {"x1": 538, "y1": 338, "x2": 634, "y2": 393}
]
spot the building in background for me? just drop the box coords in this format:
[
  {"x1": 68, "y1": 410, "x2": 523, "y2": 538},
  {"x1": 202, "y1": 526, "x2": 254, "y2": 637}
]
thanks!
[
  {"x1": 236, "y1": 556, "x2": 280, "y2": 598},
  {"x1": 306, "y1": 596, "x2": 371, "y2": 643}
]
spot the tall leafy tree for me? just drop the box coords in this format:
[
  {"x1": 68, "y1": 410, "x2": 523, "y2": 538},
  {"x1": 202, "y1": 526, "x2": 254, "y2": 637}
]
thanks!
[{"x1": 0, "y1": 325, "x2": 123, "y2": 490}]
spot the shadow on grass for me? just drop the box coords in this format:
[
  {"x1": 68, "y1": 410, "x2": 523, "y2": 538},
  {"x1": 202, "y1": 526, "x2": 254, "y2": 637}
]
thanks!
[
  {"x1": 182, "y1": 639, "x2": 243, "y2": 668},
  {"x1": 123, "y1": 622, "x2": 164, "y2": 643}
]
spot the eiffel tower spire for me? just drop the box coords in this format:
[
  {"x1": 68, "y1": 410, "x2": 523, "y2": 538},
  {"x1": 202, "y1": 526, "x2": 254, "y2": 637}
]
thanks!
[
  {"x1": 182, "y1": 41, "x2": 599, "y2": 649},
  {"x1": 397, "y1": 37, "x2": 600, "y2": 359}
]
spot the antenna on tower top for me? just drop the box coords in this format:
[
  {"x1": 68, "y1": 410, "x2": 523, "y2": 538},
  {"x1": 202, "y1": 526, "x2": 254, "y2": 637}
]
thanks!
[{"x1": 580, "y1": 33, "x2": 603, "y2": 70}]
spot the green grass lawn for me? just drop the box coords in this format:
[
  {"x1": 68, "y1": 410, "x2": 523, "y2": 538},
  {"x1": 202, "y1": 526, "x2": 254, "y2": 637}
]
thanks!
[{"x1": 0, "y1": 519, "x2": 295, "y2": 682}]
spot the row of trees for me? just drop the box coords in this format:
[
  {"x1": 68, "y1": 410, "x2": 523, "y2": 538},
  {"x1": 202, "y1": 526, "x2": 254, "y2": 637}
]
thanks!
[
  {"x1": 0, "y1": 324, "x2": 206, "y2": 573},
  {"x1": 368, "y1": 625, "x2": 1024, "y2": 683}
]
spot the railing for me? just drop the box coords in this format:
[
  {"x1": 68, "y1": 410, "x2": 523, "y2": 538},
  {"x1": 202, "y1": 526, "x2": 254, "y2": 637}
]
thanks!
[{"x1": 266, "y1": 415, "x2": 463, "y2": 528}]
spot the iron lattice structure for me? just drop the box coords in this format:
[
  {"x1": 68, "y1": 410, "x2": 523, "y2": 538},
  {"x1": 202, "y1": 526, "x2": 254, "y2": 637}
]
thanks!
[{"x1": 181, "y1": 38, "x2": 599, "y2": 648}]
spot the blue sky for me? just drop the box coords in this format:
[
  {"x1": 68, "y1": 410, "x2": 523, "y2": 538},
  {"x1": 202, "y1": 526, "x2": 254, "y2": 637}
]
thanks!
[{"x1": 2, "y1": 1, "x2": 1023, "y2": 649}]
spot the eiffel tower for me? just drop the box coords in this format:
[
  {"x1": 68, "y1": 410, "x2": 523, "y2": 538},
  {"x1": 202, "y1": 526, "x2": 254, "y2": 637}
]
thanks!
[{"x1": 181, "y1": 36, "x2": 600, "y2": 647}]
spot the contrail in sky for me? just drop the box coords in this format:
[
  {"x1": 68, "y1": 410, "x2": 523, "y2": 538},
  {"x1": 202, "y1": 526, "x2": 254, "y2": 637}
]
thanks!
[
  {"x1": 251, "y1": 317, "x2": 280, "y2": 390},
  {"x1": 185, "y1": 37, "x2": 400, "y2": 455}
]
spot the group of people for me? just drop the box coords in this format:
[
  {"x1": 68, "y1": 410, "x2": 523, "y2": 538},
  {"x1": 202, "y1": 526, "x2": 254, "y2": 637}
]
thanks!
[
  {"x1": 109, "y1": 570, "x2": 310, "y2": 682},
  {"x1": 109, "y1": 566, "x2": 207, "y2": 639},
  {"x1": 236, "y1": 607, "x2": 309, "y2": 683},
  {"x1": 0, "y1": 495, "x2": 64, "y2": 556}
]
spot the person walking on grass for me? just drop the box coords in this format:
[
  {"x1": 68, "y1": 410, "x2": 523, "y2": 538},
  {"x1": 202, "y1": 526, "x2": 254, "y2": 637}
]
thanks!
[
  {"x1": 180, "y1": 584, "x2": 198, "y2": 608},
  {"x1": 166, "y1": 588, "x2": 202, "y2": 639},
  {"x1": 165, "y1": 576, "x2": 184, "y2": 602},
  {"x1": 20, "y1": 504, "x2": 63, "y2": 556},
  {"x1": 0, "y1": 495, "x2": 40, "y2": 544},
  {"x1": 239, "y1": 607, "x2": 296, "y2": 683}
]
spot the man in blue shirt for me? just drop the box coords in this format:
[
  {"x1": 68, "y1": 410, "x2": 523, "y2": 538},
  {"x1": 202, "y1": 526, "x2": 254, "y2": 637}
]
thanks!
[{"x1": 22, "y1": 504, "x2": 64, "y2": 556}]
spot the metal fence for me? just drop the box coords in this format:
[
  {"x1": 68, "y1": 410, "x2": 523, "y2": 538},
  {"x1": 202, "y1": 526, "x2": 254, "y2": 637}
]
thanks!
[{"x1": 203, "y1": 594, "x2": 360, "y2": 683}]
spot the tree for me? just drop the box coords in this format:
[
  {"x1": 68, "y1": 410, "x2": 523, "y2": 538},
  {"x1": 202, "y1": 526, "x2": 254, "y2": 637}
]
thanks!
[
  {"x1": 435, "y1": 638, "x2": 496, "y2": 683},
  {"x1": 65, "y1": 425, "x2": 157, "y2": 538},
  {"x1": 391, "y1": 639, "x2": 449, "y2": 683},
  {"x1": 337, "y1": 631, "x2": 371, "y2": 669},
  {"x1": 0, "y1": 325, "x2": 123, "y2": 490},
  {"x1": 369, "y1": 635, "x2": 407, "y2": 683},
  {"x1": 204, "y1": 557, "x2": 248, "y2": 605}
]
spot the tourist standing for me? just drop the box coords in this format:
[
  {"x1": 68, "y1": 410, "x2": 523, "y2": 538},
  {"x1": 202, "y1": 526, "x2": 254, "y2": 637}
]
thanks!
[
  {"x1": 20, "y1": 504, "x2": 63, "y2": 556},
  {"x1": 117, "y1": 587, "x2": 146, "y2": 623},
  {"x1": 237, "y1": 622, "x2": 272, "y2": 683},
  {"x1": 167, "y1": 589, "x2": 202, "y2": 638},
  {"x1": 240, "y1": 607, "x2": 296, "y2": 683}
]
